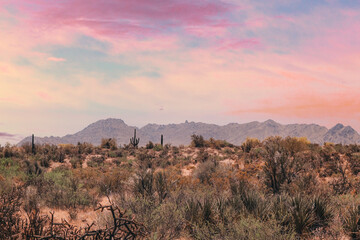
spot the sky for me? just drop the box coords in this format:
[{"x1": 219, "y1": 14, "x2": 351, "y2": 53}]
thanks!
[{"x1": 1, "y1": 0, "x2": 360, "y2": 144}]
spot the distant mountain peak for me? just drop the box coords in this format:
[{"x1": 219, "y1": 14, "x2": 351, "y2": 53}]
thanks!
[
  {"x1": 263, "y1": 119, "x2": 280, "y2": 126},
  {"x1": 94, "y1": 118, "x2": 126, "y2": 124},
  {"x1": 331, "y1": 123, "x2": 345, "y2": 131},
  {"x1": 324, "y1": 123, "x2": 360, "y2": 144}
]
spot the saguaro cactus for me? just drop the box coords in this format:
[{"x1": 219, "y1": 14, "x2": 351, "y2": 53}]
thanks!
[
  {"x1": 32, "y1": 134, "x2": 36, "y2": 154},
  {"x1": 161, "y1": 134, "x2": 163, "y2": 146},
  {"x1": 130, "y1": 129, "x2": 140, "y2": 148}
]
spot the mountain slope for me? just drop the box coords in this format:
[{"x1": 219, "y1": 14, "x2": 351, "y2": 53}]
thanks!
[{"x1": 18, "y1": 118, "x2": 360, "y2": 146}]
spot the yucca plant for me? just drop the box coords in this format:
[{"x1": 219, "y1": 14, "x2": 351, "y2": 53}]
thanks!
[
  {"x1": 270, "y1": 194, "x2": 291, "y2": 227},
  {"x1": 312, "y1": 196, "x2": 333, "y2": 229},
  {"x1": 154, "y1": 171, "x2": 169, "y2": 203},
  {"x1": 184, "y1": 198, "x2": 201, "y2": 224},
  {"x1": 290, "y1": 195, "x2": 315, "y2": 235},
  {"x1": 200, "y1": 198, "x2": 213, "y2": 224},
  {"x1": 343, "y1": 205, "x2": 360, "y2": 239},
  {"x1": 133, "y1": 170, "x2": 154, "y2": 198}
]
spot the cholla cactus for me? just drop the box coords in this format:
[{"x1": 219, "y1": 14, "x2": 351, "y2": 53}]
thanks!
[{"x1": 130, "y1": 129, "x2": 140, "y2": 148}]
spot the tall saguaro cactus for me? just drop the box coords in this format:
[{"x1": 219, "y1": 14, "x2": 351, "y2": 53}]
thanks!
[
  {"x1": 31, "y1": 134, "x2": 35, "y2": 154},
  {"x1": 161, "y1": 134, "x2": 163, "y2": 146},
  {"x1": 130, "y1": 129, "x2": 140, "y2": 148}
]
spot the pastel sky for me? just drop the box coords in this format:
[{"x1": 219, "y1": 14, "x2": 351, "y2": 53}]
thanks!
[{"x1": 1, "y1": 0, "x2": 360, "y2": 144}]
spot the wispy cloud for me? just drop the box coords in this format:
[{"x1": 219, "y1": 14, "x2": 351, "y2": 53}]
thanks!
[
  {"x1": 47, "y1": 57, "x2": 66, "y2": 62},
  {"x1": 0, "y1": 132, "x2": 15, "y2": 137}
]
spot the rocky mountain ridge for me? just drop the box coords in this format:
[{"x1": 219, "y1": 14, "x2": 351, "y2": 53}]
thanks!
[{"x1": 18, "y1": 118, "x2": 360, "y2": 146}]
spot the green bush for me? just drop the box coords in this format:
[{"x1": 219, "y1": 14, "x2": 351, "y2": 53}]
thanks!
[{"x1": 43, "y1": 167, "x2": 93, "y2": 208}]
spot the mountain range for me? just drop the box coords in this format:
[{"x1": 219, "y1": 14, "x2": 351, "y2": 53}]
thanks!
[{"x1": 18, "y1": 118, "x2": 360, "y2": 146}]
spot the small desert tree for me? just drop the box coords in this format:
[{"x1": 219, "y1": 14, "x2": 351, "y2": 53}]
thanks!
[{"x1": 191, "y1": 134, "x2": 206, "y2": 148}]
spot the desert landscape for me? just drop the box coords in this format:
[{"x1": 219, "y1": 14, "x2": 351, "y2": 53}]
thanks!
[
  {"x1": 2, "y1": 131, "x2": 360, "y2": 239},
  {"x1": 1, "y1": 0, "x2": 360, "y2": 239}
]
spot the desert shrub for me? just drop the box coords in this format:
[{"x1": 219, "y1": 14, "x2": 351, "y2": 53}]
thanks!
[
  {"x1": 249, "y1": 147, "x2": 265, "y2": 160},
  {"x1": 37, "y1": 155, "x2": 51, "y2": 168},
  {"x1": 0, "y1": 158, "x2": 25, "y2": 180},
  {"x1": 53, "y1": 149, "x2": 65, "y2": 163},
  {"x1": 24, "y1": 160, "x2": 43, "y2": 176},
  {"x1": 23, "y1": 186, "x2": 49, "y2": 237},
  {"x1": 154, "y1": 171, "x2": 170, "y2": 203},
  {"x1": 115, "y1": 195, "x2": 156, "y2": 229},
  {"x1": 70, "y1": 156, "x2": 83, "y2": 169},
  {"x1": 191, "y1": 134, "x2": 206, "y2": 148},
  {"x1": 60, "y1": 144, "x2": 75, "y2": 155},
  {"x1": 106, "y1": 149, "x2": 123, "y2": 158},
  {"x1": 153, "y1": 144, "x2": 163, "y2": 152},
  {"x1": 146, "y1": 141, "x2": 154, "y2": 149},
  {"x1": 208, "y1": 138, "x2": 233, "y2": 149},
  {"x1": 241, "y1": 137, "x2": 261, "y2": 153},
  {"x1": 87, "y1": 155, "x2": 105, "y2": 167},
  {"x1": 0, "y1": 186, "x2": 23, "y2": 239},
  {"x1": 193, "y1": 160, "x2": 217, "y2": 184},
  {"x1": 331, "y1": 177, "x2": 351, "y2": 195},
  {"x1": 349, "y1": 153, "x2": 360, "y2": 175},
  {"x1": 101, "y1": 138, "x2": 118, "y2": 150},
  {"x1": 320, "y1": 144, "x2": 336, "y2": 162},
  {"x1": 334, "y1": 144, "x2": 347, "y2": 154},
  {"x1": 98, "y1": 169, "x2": 126, "y2": 195},
  {"x1": 263, "y1": 137, "x2": 296, "y2": 193},
  {"x1": 216, "y1": 216, "x2": 295, "y2": 240},
  {"x1": 283, "y1": 137, "x2": 309, "y2": 157},
  {"x1": 195, "y1": 149, "x2": 209, "y2": 163},
  {"x1": 136, "y1": 153, "x2": 155, "y2": 170},
  {"x1": 149, "y1": 201, "x2": 184, "y2": 239},
  {"x1": 171, "y1": 146, "x2": 180, "y2": 155},
  {"x1": 22, "y1": 142, "x2": 33, "y2": 154},
  {"x1": 76, "y1": 142, "x2": 94, "y2": 154},
  {"x1": 43, "y1": 167, "x2": 93, "y2": 208},
  {"x1": 283, "y1": 172, "x2": 318, "y2": 195},
  {"x1": 112, "y1": 157, "x2": 126, "y2": 166},
  {"x1": 133, "y1": 170, "x2": 154, "y2": 198}
]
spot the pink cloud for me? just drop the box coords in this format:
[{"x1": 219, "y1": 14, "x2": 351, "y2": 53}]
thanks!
[
  {"x1": 217, "y1": 38, "x2": 261, "y2": 51},
  {"x1": 19, "y1": 0, "x2": 233, "y2": 38},
  {"x1": 47, "y1": 57, "x2": 66, "y2": 62},
  {"x1": 37, "y1": 91, "x2": 52, "y2": 101}
]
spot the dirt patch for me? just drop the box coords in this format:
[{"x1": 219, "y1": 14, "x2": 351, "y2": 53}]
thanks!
[
  {"x1": 219, "y1": 159, "x2": 235, "y2": 165},
  {"x1": 181, "y1": 164, "x2": 197, "y2": 176}
]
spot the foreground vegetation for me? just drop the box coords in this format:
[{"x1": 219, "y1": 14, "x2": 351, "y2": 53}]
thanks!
[{"x1": 1, "y1": 136, "x2": 360, "y2": 239}]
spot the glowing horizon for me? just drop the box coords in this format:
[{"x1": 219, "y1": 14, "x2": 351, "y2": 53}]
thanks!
[{"x1": 1, "y1": 0, "x2": 360, "y2": 144}]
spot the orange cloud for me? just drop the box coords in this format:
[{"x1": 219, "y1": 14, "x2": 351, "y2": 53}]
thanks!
[{"x1": 230, "y1": 92, "x2": 360, "y2": 120}]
